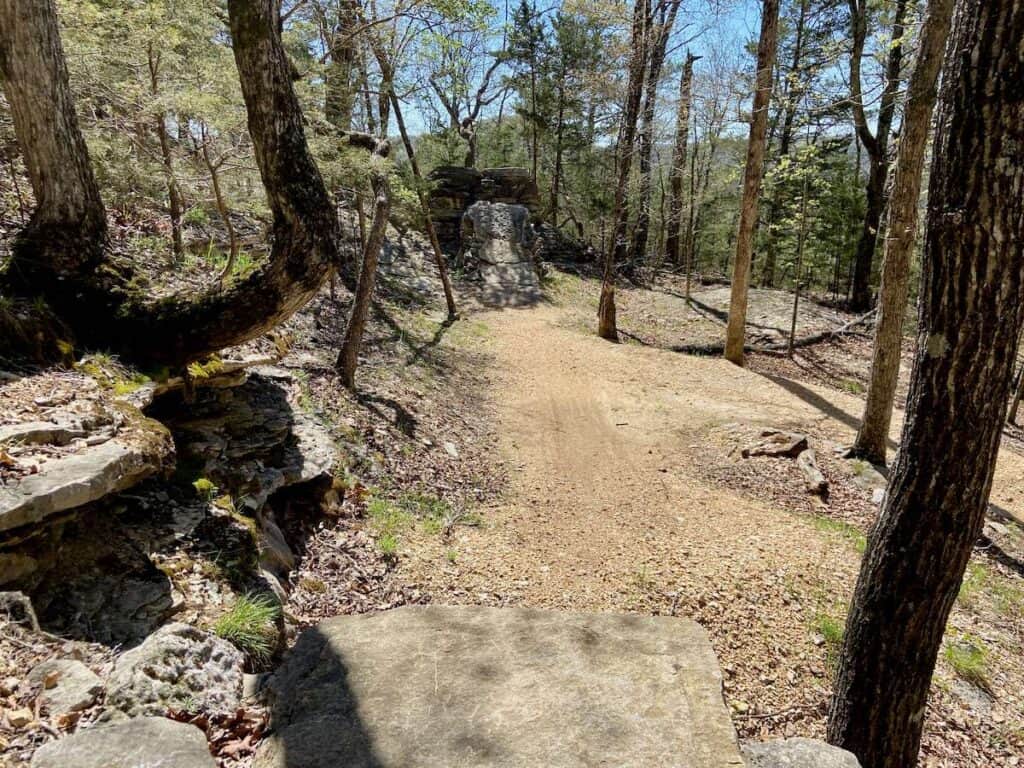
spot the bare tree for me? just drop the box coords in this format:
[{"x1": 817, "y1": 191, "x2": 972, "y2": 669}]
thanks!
[
  {"x1": 665, "y1": 51, "x2": 699, "y2": 266},
  {"x1": 337, "y1": 143, "x2": 391, "y2": 388},
  {"x1": 847, "y1": 0, "x2": 910, "y2": 312},
  {"x1": 628, "y1": 0, "x2": 682, "y2": 266},
  {"x1": 597, "y1": 0, "x2": 651, "y2": 341},
  {"x1": 723, "y1": 0, "x2": 781, "y2": 366},
  {"x1": 850, "y1": 0, "x2": 955, "y2": 465},
  {"x1": 828, "y1": 4, "x2": 1024, "y2": 767}
]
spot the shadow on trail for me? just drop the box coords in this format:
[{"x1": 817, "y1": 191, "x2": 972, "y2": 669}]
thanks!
[
  {"x1": 258, "y1": 624, "x2": 386, "y2": 768},
  {"x1": 759, "y1": 372, "x2": 898, "y2": 453}
]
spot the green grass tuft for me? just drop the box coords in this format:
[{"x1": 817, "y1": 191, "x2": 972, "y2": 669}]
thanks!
[
  {"x1": 813, "y1": 612, "x2": 845, "y2": 671},
  {"x1": 213, "y1": 594, "x2": 280, "y2": 664},
  {"x1": 945, "y1": 635, "x2": 992, "y2": 692},
  {"x1": 193, "y1": 477, "x2": 218, "y2": 501},
  {"x1": 811, "y1": 516, "x2": 867, "y2": 553}
]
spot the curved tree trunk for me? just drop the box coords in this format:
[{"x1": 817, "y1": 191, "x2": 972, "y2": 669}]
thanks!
[
  {"x1": 850, "y1": 0, "x2": 955, "y2": 465},
  {"x1": 724, "y1": 0, "x2": 780, "y2": 366},
  {"x1": 827, "y1": 3, "x2": 1024, "y2": 767},
  {"x1": 337, "y1": 165, "x2": 389, "y2": 389},
  {"x1": 1, "y1": 0, "x2": 344, "y2": 366}
]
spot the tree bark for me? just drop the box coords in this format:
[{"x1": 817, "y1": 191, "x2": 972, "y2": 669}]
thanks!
[
  {"x1": 628, "y1": 0, "x2": 680, "y2": 267},
  {"x1": 325, "y1": 0, "x2": 359, "y2": 131},
  {"x1": 724, "y1": 0, "x2": 780, "y2": 366},
  {"x1": 759, "y1": 0, "x2": 808, "y2": 288},
  {"x1": 147, "y1": 43, "x2": 184, "y2": 262},
  {"x1": 598, "y1": 0, "x2": 650, "y2": 341},
  {"x1": 337, "y1": 165, "x2": 389, "y2": 388},
  {"x1": 848, "y1": 0, "x2": 909, "y2": 312},
  {"x1": 851, "y1": 0, "x2": 955, "y2": 465},
  {"x1": 666, "y1": 52, "x2": 698, "y2": 266},
  {"x1": 827, "y1": 4, "x2": 1024, "y2": 768},
  {"x1": 0, "y1": 0, "x2": 107, "y2": 285}
]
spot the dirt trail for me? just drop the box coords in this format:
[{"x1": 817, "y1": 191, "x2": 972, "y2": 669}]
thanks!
[
  {"x1": 406, "y1": 303, "x2": 866, "y2": 734},
  {"x1": 402, "y1": 300, "x2": 1024, "y2": 761}
]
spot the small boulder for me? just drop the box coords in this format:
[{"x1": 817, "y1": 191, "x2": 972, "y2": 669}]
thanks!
[
  {"x1": 742, "y1": 431, "x2": 809, "y2": 459},
  {"x1": 742, "y1": 738, "x2": 861, "y2": 768},
  {"x1": 105, "y1": 623, "x2": 244, "y2": 717},
  {"x1": 31, "y1": 717, "x2": 215, "y2": 768},
  {"x1": 28, "y1": 659, "x2": 104, "y2": 714}
]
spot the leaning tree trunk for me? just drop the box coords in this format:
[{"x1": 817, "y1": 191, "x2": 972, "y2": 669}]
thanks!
[
  {"x1": 665, "y1": 52, "x2": 698, "y2": 266},
  {"x1": 724, "y1": 0, "x2": 780, "y2": 366},
  {"x1": 827, "y1": 5, "x2": 1024, "y2": 768},
  {"x1": 850, "y1": 0, "x2": 955, "y2": 465},
  {"x1": 1, "y1": 0, "x2": 344, "y2": 366},
  {"x1": 337, "y1": 162, "x2": 390, "y2": 388},
  {"x1": 389, "y1": 87, "x2": 458, "y2": 320},
  {"x1": 598, "y1": 0, "x2": 650, "y2": 341},
  {"x1": 0, "y1": 0, "x2": 107, "y2": 286}
]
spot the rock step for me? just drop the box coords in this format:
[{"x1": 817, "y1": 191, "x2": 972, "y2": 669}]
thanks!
[{"x1": 255, "y1": 605, "x2": 745, "y2": 768}]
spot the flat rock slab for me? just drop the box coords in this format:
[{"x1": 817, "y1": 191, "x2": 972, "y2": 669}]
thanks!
[
  {"x1": 31, "y1": 716, "x2": 215, "y2": 768},
  {"x1": 255, "y1": 606, "x2": 743, "y2": 768}
]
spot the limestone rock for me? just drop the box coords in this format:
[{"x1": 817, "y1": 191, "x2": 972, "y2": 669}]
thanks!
[
  {"x1": 742, "y1": 431, "x2": 809, "y2": 459},
  {"x1": 0, "y1": 411, "x2": 172, "y2": 536},
  {"x1": 29, "y1": 659, "x2": 104, "y2": 714},
  {"x1": 255, "y1": 605, "x2": 743, "y2": 768},
  {"x1": 31, "y1": 717, "x2": 215, "y2": 768},
  {"x1": 106, "y1": 623, "x2": 244, "y2": 718},
  {"x1": 427, "y1": 166, "x2": 540, "y2": 249},
  {"x1": 742, "y1": 738, "x2": 861, "y2": 768}
]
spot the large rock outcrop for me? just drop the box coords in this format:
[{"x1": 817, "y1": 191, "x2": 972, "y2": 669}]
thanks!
[
  {"x1": 460, "y1": 201, "x2": 541, "y2": 295},
  {"x1": 427, "y1": 166, "x2": 539, "y2": 250}
]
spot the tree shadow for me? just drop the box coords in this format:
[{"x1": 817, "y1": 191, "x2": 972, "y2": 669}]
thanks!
[
  {"x1": 255, "y1": 624, "x2": 386, "y2": 768},
  {"x1": 355, "y1": 392, "x2": 418, "y2": 438},
  {"x1": 758, "y1": 372, "x2": 899, "y2": 452}
]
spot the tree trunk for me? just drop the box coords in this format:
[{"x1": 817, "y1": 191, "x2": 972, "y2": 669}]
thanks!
[
  {"x1": 759, "y1": 0, "x2": 808, "y2": 289},
  {"x1": 827, "y1": 4, "x2": 1024, "y2": 768},
  {"x1": 337, "y1": 167, "x2": 389, "y2": 388},
  {"x1": 666, "y1": 52, "x2": 697, "y2": 266},
  {"x1": 598, "y1": 0, "x2": 650, "y2": 341},
  {"x1": 850, "y1": 0, "x2": 955, "y2": 465},
  {"x1": 147, "y1": 43, "x2": 184, "y2": 262},
  {"x1": 0, "y1": 0, "x2": 107, "y2": 285},
  {"x1": 848, "y1": 0, "x2": 910, "y2": 312},
  {"x1": 724, "y1": 0, "x2": 780, "y2": 366},
  {"x1": 325, "y1": 0, "x2": 359, "y2": 131},
  {"x1": 550, "y1": 79, "x2": 566, "y2": 228},
  {"x1": 628, "y1": 0, "x2": 680, "y2": 267}
]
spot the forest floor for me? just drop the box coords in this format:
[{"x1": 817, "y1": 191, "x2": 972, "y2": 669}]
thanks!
[{"x1": 388, "y1": 268, "x2": 1024, "y2": 768}]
